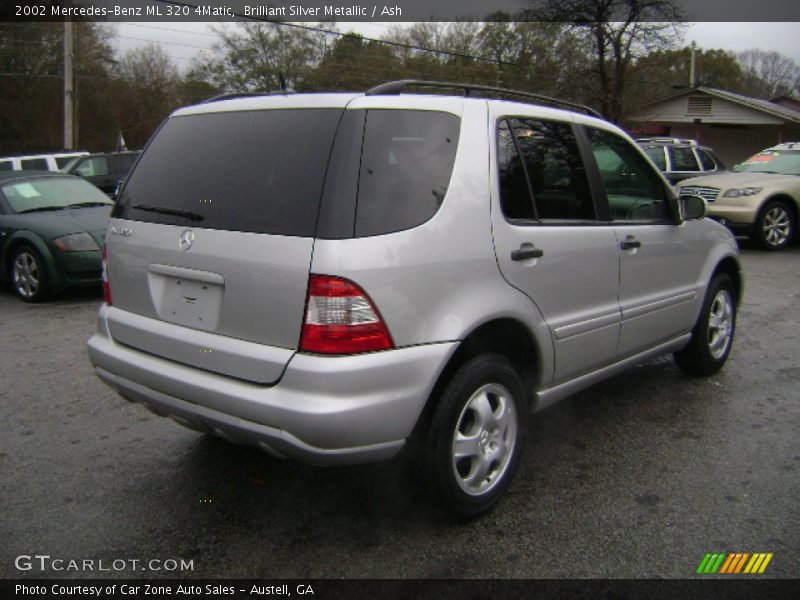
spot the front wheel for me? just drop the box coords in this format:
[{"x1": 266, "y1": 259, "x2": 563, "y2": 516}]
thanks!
[
  {"x1": 674, "y1": 274, "x2": 736, "y2": 376},
  {"x1": 424, "y1": 354, "x2": 525, "y2": 518},
  {"x1": 11, "y1": 246, "x2": 51, "y2": 302},
  {"x1": 754, "y1": 200, "x2": 795, "y2": 250}
]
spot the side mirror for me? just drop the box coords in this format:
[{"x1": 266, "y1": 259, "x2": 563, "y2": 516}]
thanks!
[{"x1": 680, "y1": 194, "x2": 706, "y2": 220}]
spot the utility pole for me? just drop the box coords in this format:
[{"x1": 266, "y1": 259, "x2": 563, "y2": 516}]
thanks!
[
  {"x1": 689, "y1": 41, "x2": 696, "y2": 88},
  {"x1": 63, "y1": 21, "x2": 74, "y2": 150}
]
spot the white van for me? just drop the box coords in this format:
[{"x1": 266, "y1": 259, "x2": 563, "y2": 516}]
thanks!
[{"x1": 0, "y1": 151, "x2": 89, "y2": 172}]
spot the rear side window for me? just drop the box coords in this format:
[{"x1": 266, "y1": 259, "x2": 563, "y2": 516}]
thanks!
[
  {"x1": 355, "y1": 110, "x2": 460, "y2": 237},
  {"x1": 0, "y1": 161, "x2": 12, "y2": 171},
  {"x1": 115, "y1": 109, "x2": 343, "y2": 236},
  {"x1": 497, "y1": 118, "x2": 595, "y2": 221},
  {"x1": 668, "y1": 146, "x2": 699, "y2": 171}
]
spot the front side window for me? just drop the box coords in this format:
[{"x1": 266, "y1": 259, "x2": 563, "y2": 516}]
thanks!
[
  {"x1": 497, "y1": 118, "x2": 595, "y2": 222},
  {"x1": 587, "y1": 128, "x2": 669, "y2": 222},
  {"x1": 696, "y1": 149, "x2": 718, "y2": 171}
]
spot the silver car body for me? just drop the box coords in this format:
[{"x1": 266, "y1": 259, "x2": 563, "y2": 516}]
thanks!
[{"x1": 88, "y1": 91, "x2": 741, "y2": 465}]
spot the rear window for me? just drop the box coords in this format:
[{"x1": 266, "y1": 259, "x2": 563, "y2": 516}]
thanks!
[{"x1": 114, "y1": 109, "x2": 343, "y2": 236}]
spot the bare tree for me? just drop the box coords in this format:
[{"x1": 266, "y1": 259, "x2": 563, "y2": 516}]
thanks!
[
  {"x1": 113, "y1": 44, "x2": 181, "y2": 148},
  {"x1": 194, "y1": 22, "x2": 329, "y2": 93},
  {"x1": 738, "y1": 49, "x2": 800, "y2": 99},
  {"x1": 527, "y1": 0, "x2": 685, "y2": 122}
]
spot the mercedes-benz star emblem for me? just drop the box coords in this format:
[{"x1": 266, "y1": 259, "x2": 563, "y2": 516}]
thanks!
[{"x1": 179, "y1": 229, "x2": 195, "y2": 251}]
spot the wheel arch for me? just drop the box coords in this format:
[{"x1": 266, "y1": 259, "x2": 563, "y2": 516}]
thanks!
[
  {"x1": 712, "y1": 255, "x2": 743, "y2": 307},
  {"x1": 407, "y1": 317, "x2": 544, "y2": 455}
]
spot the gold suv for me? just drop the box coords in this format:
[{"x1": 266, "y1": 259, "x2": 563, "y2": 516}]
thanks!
[{"x1": 678, "y1": 143, "x2": 800, "y2": 250}]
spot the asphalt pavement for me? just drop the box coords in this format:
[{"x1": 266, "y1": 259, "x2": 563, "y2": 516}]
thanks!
[{"x1": 1, "y1": 243, "x2": 798, "y2": 579}]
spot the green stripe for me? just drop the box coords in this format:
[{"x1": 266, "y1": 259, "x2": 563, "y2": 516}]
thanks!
[
  {"x1": 705, "y1": 554, "x2": 720, "y2": 574},
  {"x1": 697, "y1": 554, "x2": 712, "y2": 574}
]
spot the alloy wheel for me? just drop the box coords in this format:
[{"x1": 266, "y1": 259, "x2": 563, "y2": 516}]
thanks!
[
  {"x1": 707, "y1": 288, "x2": 734, "y2": 360},
  {"x1": 13, "y1": 251, "x2": 40, "y2": 299},
  {"x1": 451, "y1": 383, "x2": 518, "y2": 496}
]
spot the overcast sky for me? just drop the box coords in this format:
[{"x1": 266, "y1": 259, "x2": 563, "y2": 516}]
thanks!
[{"x1": 112, "y1": 21, "x2": 800, "y2": 75}]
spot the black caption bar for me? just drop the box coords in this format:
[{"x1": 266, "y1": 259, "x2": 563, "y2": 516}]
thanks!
[
  {"x1": 3, "y1": 579, "x2": 800, "y2": 600},
  {"x1": 1, "y1": 0, "x2": 799, "y2": 22}
]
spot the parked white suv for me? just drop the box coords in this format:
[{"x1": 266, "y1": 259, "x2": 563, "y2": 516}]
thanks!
[{"x1": 88, "y1": 81, "x2": 742, "y2": 517}]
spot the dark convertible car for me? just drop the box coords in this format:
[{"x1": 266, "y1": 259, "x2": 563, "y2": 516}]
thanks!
[{"x1": 0, "y1": 171, "x2": 112, "y2": 301}]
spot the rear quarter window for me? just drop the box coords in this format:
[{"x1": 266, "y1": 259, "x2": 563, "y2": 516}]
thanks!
[{"x1": 355, "y1": 110, "x2": 460, "y2": 237}]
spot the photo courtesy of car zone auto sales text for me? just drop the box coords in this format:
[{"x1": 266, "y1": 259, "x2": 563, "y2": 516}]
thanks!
[{"x1": 1, "y1": 0, "x2": 799, "y2": 598}]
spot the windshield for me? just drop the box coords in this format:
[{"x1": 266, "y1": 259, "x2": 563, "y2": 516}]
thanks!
[
  {"x1": 734, "y1": 150, "x2": 800, "y2": 175},
  {"x1": 2, "y1": 177, "x2": 113, "y2": 213}
]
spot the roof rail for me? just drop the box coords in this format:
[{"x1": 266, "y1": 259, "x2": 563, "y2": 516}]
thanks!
[
  {"x1": 365, "y1": 79, "x2": 602, "y2": 118},
  {"x1": 636, "y1": 136, "x2": 698, "y2": 146},
  {"x1": 202, "y1": 90, "x2": 296, "y2": 104}
]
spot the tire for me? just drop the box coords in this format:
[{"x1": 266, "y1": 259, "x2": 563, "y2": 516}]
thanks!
[
  {"x1": 754, "y1": 200, "x2": 795, "y2": 251},
  {"x1": 10, "y1": 245, "x2": 51, "y2": 302},
  {"x1": 423, "y1": 354, "x2": 525, "y2": 518},
  {"x1": 674, "y1": 274, "x2": 736, "y2": 376}
]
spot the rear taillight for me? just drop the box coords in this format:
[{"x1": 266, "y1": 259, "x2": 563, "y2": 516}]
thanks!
[
  {"x1": 101, "y1": 244, "x2": 112, "y2": 305},
  {"x1": 300, "y1": 275, "x2": 394, "y2": 355}
]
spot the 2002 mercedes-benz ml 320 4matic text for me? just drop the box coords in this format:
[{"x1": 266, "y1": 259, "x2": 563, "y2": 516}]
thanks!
[{"x1": 88, "y1": 81, "x2": 742, "y2": 517}]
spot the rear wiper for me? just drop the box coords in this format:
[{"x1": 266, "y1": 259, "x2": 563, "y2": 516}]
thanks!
[
  {"x1": 132, "y1": 204, "x2": 204, "y2": 221},
  {"x1": 17, "y1": 206, "x2": 66, "y2": 214},
  {"x1": 68, "y1": 202, "x2": 112, "y2": 208}
]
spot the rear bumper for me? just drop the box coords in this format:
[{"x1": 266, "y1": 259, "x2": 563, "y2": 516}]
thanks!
[{"x1": 87, "y1": 304, "x2": 457, "y2": 465}]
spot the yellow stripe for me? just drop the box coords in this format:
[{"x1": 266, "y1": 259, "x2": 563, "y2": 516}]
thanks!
[
  {"x1": 749, "y1": 554, "x2": 766, "y2": 574},
  {"x1": 734, "y1": 553, "x2": 750, "y2": 573},
  {"x1": 720, "y1": 554, "x2": 736, "y2": 574},
  {"x1": 744, "y1": 554, "x2": 760, "y2": 574},
  {"x1": 758, "y1": 554, "x2": 774, "y2": 574}
]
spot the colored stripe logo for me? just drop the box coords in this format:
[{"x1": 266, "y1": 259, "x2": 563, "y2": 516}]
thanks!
[{"x1": 696, "y1": 552, "x2": 773, "y2": 574}]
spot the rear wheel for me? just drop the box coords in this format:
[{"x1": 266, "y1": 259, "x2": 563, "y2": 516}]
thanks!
[
  {"x1": 11, "y1": 246, "x2": 51, "y2": 302},
  {"x1": 754, "y1": 200, "x2": 794, "y2": 250},
  {"x1": 674, "y1": 273, "x2": 736, "y2": 376},
  {"x1": 424, "y1": 354, "x2": 525, "y2": 518}
]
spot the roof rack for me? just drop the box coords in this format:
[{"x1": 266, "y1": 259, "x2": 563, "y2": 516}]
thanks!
[
  {"x1": 636, "y1": 136, "x2": 698, "y2": 146},
  {"x1": 202, "y1": 90, "x2": 296, "y2": 104},
  {"x1": 365, "y1": 80, "x2": 602, "y2": 118}
]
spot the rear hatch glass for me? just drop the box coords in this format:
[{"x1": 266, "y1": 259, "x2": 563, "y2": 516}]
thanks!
[{"x1": 114, "y1": 109, "x2": 342, "y2": 235}]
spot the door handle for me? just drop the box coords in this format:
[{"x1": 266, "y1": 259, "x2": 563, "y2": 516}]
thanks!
[
  {"x1": 511, "y1": 244, "x2": 544, "y2": 261},
  {"x1": 619, "y1": 237, "x2": 641, "y2": 250}
]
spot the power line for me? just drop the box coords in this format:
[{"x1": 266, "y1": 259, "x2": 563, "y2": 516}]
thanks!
[{"x1": 161, "y1": 1, "x2": 513, "y2": 66}]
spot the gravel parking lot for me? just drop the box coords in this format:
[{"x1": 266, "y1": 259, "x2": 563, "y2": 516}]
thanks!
[{"x1": 1, "y1": 243, "x2": 798, "y2": 579}]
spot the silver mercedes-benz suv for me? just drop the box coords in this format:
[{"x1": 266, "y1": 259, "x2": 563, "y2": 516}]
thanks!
[{"x1": 88, "y1": 81, "x2": 742, "y2": 517}]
